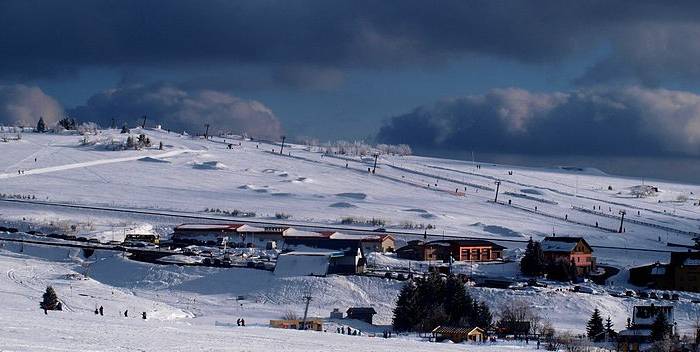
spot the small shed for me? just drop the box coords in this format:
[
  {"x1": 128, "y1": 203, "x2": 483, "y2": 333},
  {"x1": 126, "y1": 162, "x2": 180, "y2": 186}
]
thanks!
[
  {"x1": 270, "y1": 319, "x2": 323, "y2": 331},
  {"x1": 431, "y1": 326, "x2": 487, "y2": 343},
  {"x1": 346, "y1": 307, "x2": 377, "y2": 324}
]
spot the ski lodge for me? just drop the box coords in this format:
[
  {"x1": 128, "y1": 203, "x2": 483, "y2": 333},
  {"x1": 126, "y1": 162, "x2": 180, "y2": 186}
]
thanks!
[{"x1": 395, "y1": 239, "x2": 505, "y2": 262}]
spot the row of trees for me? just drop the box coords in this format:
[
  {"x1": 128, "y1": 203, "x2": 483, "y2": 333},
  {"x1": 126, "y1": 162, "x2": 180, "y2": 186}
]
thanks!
[
  {"x1": 301, "y1": 138, "x2": 412, "y2": 157},
  {"x1": 392, "y1": 274, "x2": 492, "y2": 332},
  {"x1": 520, "y1": 238, "x2": 578, "y2": 281}
]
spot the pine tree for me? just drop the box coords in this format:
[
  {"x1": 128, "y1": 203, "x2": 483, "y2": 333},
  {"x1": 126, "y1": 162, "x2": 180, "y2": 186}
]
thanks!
[
  {"x1": 604, "y1": 316, "x2": 615, "y2": 341},
  {"x1": 121, "y1": 124, "x2": 130, "y2": 134},
  {"x1": 521, "y1": 238, "x2": 545, "y2": 276},
  {"x1": 36, "y1": 117, "x2": 46, "y2": 133},
  {"x1": 392, "y1": 281, "x2": 419, "y2": 332},
  {"x1": 58, "y1": 117, "x2": 76, "y2": 130},
  {"x1": 40, "y1": 285, "x2": 60, "y2": 310},
  {"x1": 651, "y1": 312, "x2": 670, "y2": 341},
  {"x1": 586, "y1": 308, "x2": 605, "y2": 341}
]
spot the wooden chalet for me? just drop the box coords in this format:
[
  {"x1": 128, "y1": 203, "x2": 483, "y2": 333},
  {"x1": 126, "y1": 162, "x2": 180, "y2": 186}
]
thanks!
[
  {"x1": 541, "y1": 236, "x2": 595, "y2": 275},
  {"x1": 431, "y1": 326, "x2": 487, "y2": 343},
  {"x1": 395, "y1": 239, "x2": 505, "y2": 262},
  {"x1": 346, "y1": 307, "x2": 377, "y2": 324}
]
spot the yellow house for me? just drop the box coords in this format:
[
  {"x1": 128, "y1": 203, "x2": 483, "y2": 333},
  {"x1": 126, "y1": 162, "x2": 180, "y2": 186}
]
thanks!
[{"x1": 270, "y1": 319, "x2": 323, "y2": 331}]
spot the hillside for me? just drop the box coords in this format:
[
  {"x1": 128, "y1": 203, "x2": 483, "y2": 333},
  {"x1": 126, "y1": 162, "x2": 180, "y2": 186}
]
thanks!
[{"x1": 2, "y1": 127, "x2": 700, "y2": 349}]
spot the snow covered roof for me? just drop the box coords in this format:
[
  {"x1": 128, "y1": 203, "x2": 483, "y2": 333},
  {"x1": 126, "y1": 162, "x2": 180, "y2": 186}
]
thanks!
[
  {"x1": 619, "y1": 329, "x2": 651, "y2": 337},
  {"x1": 236, "y1": 224, "x2": 266, "y2": 232},
  {"x1": 541, "y1": 237, "x2": 589, "y2": 253},
  {"x1": 328, "y1": 233, "x2": 392, "y2": 242},
  {"x1": 175, "y1": 223, "x2": 242, "y2": 231},
  {"x1": 274, "y1": 251, "x2": 333, "y2": 277},
  {"x1": 283, "y1": 229, "x2": 331, "y2": 238}
]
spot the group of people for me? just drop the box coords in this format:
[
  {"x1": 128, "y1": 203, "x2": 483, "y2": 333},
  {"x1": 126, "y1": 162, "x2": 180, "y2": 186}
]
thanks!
[
  {"x1": 92, "y1": 305, "x2": 147, "y2": 320},
  {"x1": 336, "y1": 326, "x2": 361, "y2": 336}
]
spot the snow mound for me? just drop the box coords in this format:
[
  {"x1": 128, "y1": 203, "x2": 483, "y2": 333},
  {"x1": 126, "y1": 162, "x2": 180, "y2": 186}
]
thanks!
[
  {"x1": 329, "y1": 202, "x2": 357, "y2": 208},
  {"x1": 520, "y1": 188, "x2": 544, "y2": 195},
  {"x1": 193, "y1": 161, "x2": 227, "y2": 170},
  {"x1": 139, "y1": 156, "x2": 171, "y2": 163},
  {"x1": 335, "y1": 192, "x2": 367, "y2": 200}
]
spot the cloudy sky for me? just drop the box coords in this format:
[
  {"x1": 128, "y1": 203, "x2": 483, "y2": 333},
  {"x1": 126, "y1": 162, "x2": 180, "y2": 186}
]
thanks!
[{"x1": 2, "y1": 1, "x2": 700, "y2": 158}]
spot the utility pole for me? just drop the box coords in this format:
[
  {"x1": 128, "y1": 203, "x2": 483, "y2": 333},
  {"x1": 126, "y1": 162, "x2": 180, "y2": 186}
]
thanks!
[
  {"x1": 280, "y1": 135, "x2": 286, "y2": 155},
  {"x1": 372, "y1": 153, "x2": 379, "y2": 174},
  {"x1": 301, "y1": 295, "x2": 312, "y2": 330},
  {"x1": 141, "y1": 115, "x2": 147, "y2": 129},
  {"x1": 618, "y1": 210, "x2": 626, "y2": 233},
  {"x1": 204, "y1": 124, "x2": 210, "y2": 139},
  {"x1": 494, "y1": 180, "x2": 501, "y2": 203}
]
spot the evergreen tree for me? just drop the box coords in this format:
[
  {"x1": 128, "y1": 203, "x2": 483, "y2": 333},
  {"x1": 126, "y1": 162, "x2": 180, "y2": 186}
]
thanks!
[
  {"x1": 651, "y1": 312, "x2": 670, "y2": 341},
  {"x1": 474, "y1": 301, "x2": 493, "y2": 329},
  {"x1": 40, "y1": 285, "x2": 60, "y2": 310},
  {"x1": 36, "y1": 117, "x2": 46, "y2": 133},
  {"x1": 586, "y1": 308, "x2": 605, "y2": 341},
  {"x1": 547, "y1": 259, "x2": 577, "y2": 282},
  {"x1": 604, "y1": 316, "x2": 615, "y2": 341},
  {"x1": 392, "y1": 274, "x2": 493, "y2": 332},
  {"x1": 520, "y1": 238, "x2": 545, "y2": 276},
  {"x1": 121, "y1": 124, "x2": 130, "y2": 134},
  {"x1": 58, "y1": 117, "x2": 76, "y2": 130},
  {"x1": 392, "y1": 281, "x2": 419, "y2": 332}
]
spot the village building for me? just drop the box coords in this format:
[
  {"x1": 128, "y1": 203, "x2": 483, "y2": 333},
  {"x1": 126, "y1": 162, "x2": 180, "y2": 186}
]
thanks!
[
  {"x1": 124, "y1": 233, "x2": 160, "y2": 244},
  {"x1": 270, "y1": 319, "x2": 323, "y2": 331},
  {"x1": 274, "y1": 248, "x2": 365, "y2": 276},
  {"x1": 172, "y1": 223, "x2": 242, "y2": 245},
  {"x1": 629, "y1": 251, "x2": 700, "y2": 292},
  {"x1": 395, "y1": 239, "x2": 505, "y2": 262},
  {"x1": 541, "y1": 236, "x2": 595, "y2": 275},
  {"x1": 346, "y1": 307, "x2": 377, "y2": 324},
  {"x1": 618, "y1": 304, "x2": 675, "y2": 351},
  {"x1": 431, "y1": 326, "x2": 487, "y2": 343}
]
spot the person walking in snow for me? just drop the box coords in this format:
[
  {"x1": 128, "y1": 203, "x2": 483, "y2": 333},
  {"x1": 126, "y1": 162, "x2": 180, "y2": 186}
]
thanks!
[
  {"x1": 142, "y1": 312, "x2": 147, "y2": 320},
  {"x1": 94, "y1": 308, "x2": 99, "y2": 315},
  {"x1": 241, "y1": 319, "x2": 245, "y2": 326},
  {"x1": 124, "y1": 310, "x2": 128, "y2": 318},
  {"x1": 99, "y1": 306, "x2": 103, "y2": 316},
  {"x1": 237, "y1": 318, "x2": 241, "y2": 326}
]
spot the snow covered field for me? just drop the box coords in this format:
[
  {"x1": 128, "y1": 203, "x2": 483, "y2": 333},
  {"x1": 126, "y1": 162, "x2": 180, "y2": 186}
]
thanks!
[{"x1": 2, "y1": 128, "x2": 700, "y2": 349}]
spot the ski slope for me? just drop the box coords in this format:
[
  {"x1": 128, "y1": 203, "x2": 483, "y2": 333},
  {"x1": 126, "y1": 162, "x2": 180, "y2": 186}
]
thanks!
[{"x1": 2, "y1": 128, "x2": 700, "y2": 348}]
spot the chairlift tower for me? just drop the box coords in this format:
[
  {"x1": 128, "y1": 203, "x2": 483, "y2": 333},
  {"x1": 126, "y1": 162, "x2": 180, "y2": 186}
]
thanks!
[{"x1": 300, "y1": 295, "x2": 312, "y2": 330}]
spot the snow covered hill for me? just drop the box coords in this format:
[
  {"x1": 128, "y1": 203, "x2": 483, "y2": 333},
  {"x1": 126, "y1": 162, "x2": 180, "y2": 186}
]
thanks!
[{"x1": 1, "y1": 128, "x2": 700, "y2": 349}]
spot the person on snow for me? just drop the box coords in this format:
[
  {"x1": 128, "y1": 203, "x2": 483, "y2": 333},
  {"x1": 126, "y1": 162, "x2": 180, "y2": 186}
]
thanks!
[
  {"x1": 124, "y1": 310, "x2": 128, "y2": 317},
  {"x1": 236, "y1": 318, "x2": 241, "y2": 326},
  {"x1": 99, "y1": 306, "x2": 103, "y2": 316},
  {"x1": 240, "y1": 319, "x2": 245, "y2": 326},
  {"x1": 142, "y1": 312, "x2": 147, "y2": 320}
]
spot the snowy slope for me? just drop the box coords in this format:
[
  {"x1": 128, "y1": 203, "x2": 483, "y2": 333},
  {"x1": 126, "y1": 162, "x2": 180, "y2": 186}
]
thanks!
[{"x1": 2, "y1": 128, "x2": 700, "y2": 347}]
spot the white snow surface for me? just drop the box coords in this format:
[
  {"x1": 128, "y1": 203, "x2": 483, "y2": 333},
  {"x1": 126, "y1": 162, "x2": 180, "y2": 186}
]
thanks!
[{"x1": 2, "y1": 128, "x2": 700, "y2": 349}]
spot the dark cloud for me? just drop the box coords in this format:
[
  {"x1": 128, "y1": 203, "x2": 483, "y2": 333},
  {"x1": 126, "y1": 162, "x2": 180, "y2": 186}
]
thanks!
[
  {"x1": 3, "y1": 1, "x2": 700, "y2": 85},
  {"x1": 377, "y1": 87, "x2": 700, "y2": 157},
  {"x1": 0, "y1": 85, "x2": 63, "y2": 126},
  {"x1": 68, "y1": 84, "x2": 282, "y2": 138}
]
